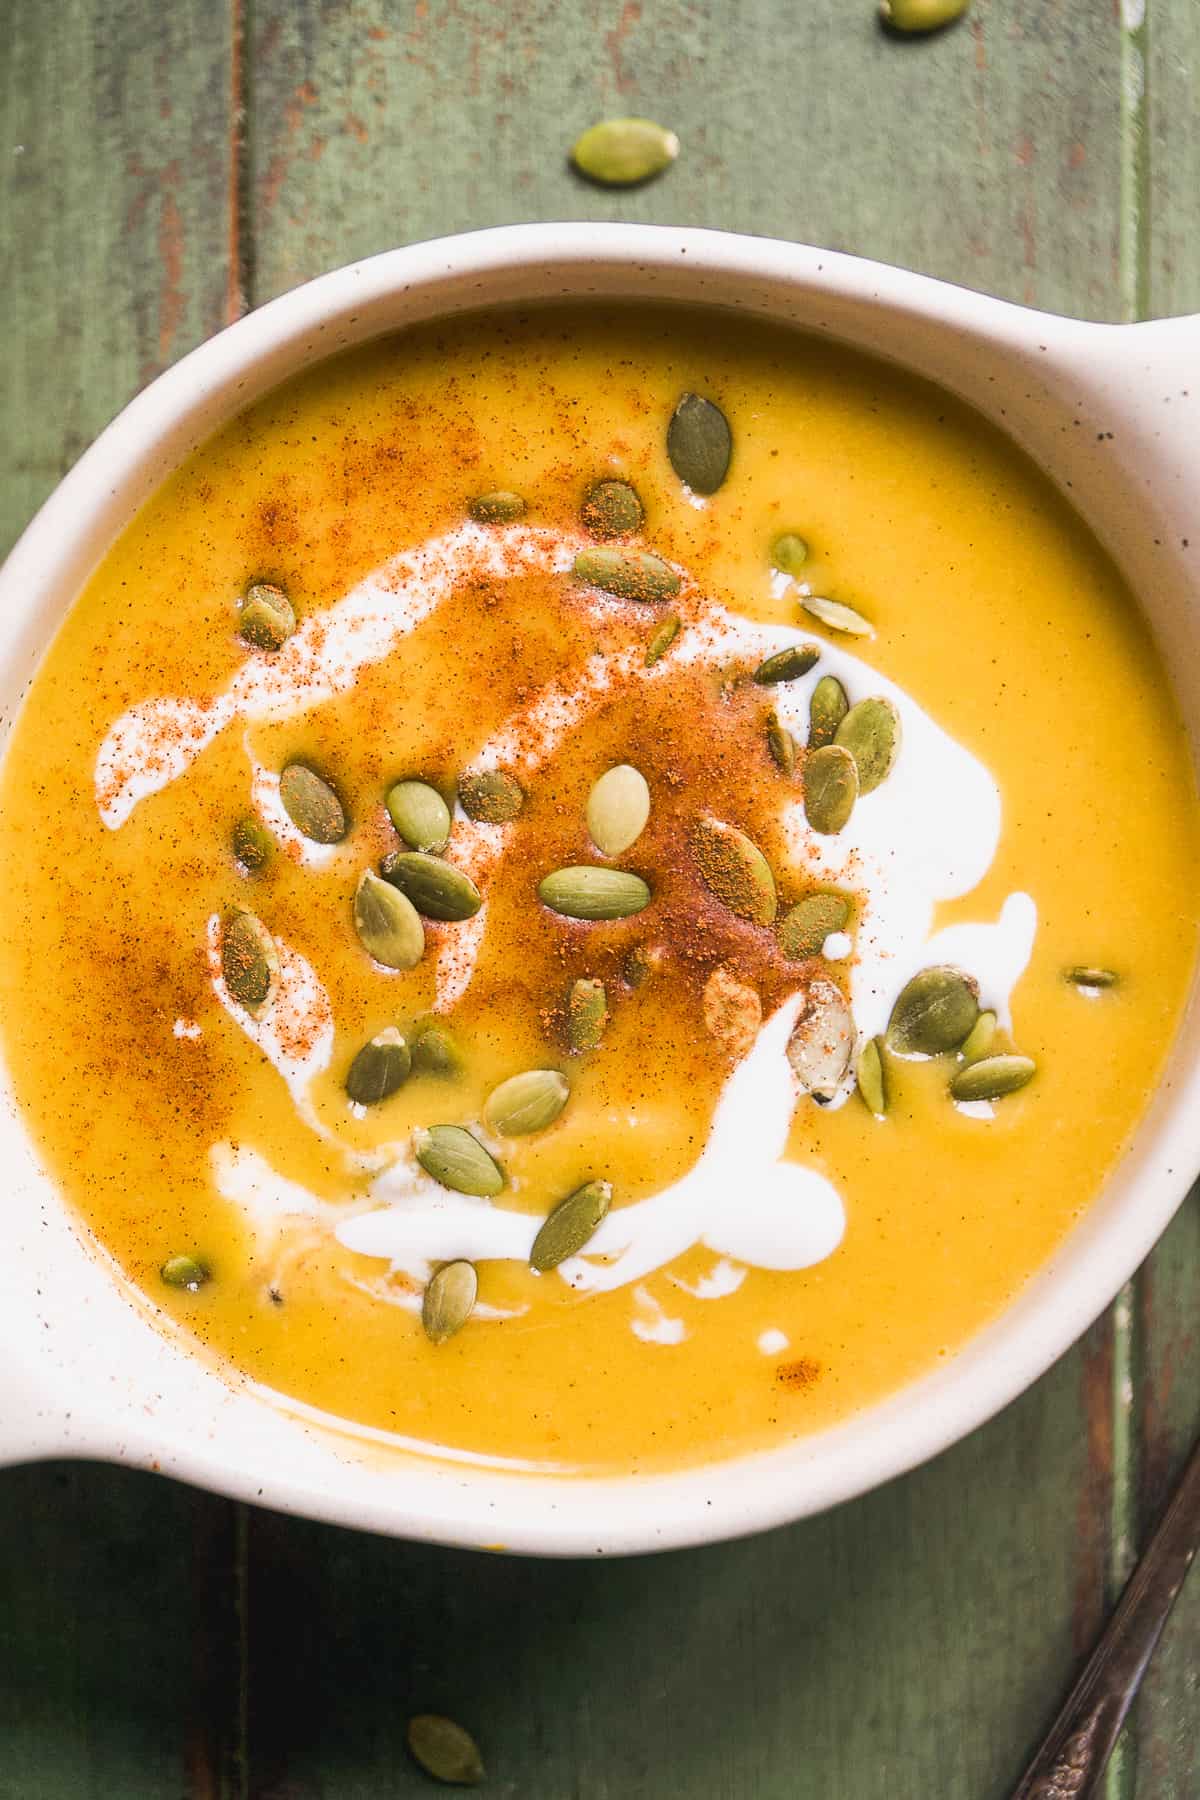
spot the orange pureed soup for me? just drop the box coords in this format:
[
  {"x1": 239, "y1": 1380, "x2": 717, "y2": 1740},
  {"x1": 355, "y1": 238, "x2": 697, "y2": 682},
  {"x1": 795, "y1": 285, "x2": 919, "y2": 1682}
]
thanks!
[{"x1": 0, "y1": 306, "x2": 1195, "y2": 1472}]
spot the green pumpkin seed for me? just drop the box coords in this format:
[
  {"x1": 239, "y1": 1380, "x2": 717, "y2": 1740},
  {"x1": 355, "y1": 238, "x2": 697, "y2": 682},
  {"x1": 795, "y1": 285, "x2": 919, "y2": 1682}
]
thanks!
[
  {"x1": 567, "y1": 978, "x2": 609, "y2": 1051},
  {"x1": 786, "y1": 978, "x2": 854, "y2": 1098},
  {"x1": 888, "y1": 965, "x2": 979, "y2": 1055},
  {"x1": 457, "y1": 768, "x2": 525, "y2": 824},
  {"x1": 766, "y1": 711, "x2": 796, "y2": 776},
  {"x1": 959, "y1": 1009, "x2": 997, "y2": 1065},
  {"x1": 753, "y1": 644, "x2": 821, "y2": 685},
  {"x1": 856, "y1": 1037, "x2": 888, "y2": 1117},
  {"x1": 410, "y1": 1017, "x2": 464, "y2": 1078},
  {"x1": 345, "y1": 1026, "x2": 411, "y2": 1105},
  {"x1": 692, "y1": 816, "x2": 777, "y2": 926},
  {"x1": 415, "y1": 1125, "x2": 504, "y2": 1197},
  {"x1": 279, "y1": 762, "x2": 347, "y2": 844},
  {"x1": 381, "y1": 850, "x2": 481, "y2": 922},
  {"x1": 645, "y1": 615, "x2": 681, "y2": 665},
  {"x1": 950, "y1": 1053, "x2": 1036, "y2": 1103},
  {"x1": 238, "y1": 581, "x2": 295, "y2": 652},
  {"x1": 538, "y1": 865, "x2": 651, "y2": 920},
  {"x1": 386, "y1": 779, "x2": 451, "y2": 854},
  {"x1": 421, "y1": 1261, "x2": 478, "y2": 1347},
  {"x1": 483, "y1": 1068, "x2": 570, "y2": 1136},
  {"x1": 881, "y1": 0, "x2": 970, "y2": 35},
  {"x1": 667, "y1": 393, "x2": 732, "y2": 495},
  {"x1": 468, "y1": 490, "x2": 526, "y2": 524},
  {"x1": 581, "y1": 478, "x2": 644, "y2": 538},
  {"x1": 161, "y1": 1254, "x2": 209, "y2": 1291},
  {"x1": 624, "y1": 943, "x2": 664, "y2": 987},
  {"x1": 779, "y1": 892, "x2": 850, "y2": 960},
  {"x1": 808, "y1": 674, "x2": 849, "y2": 749},
  {"x1": 587, "y1": 763, "x2": 650, "y2": 857},
  {"x1": 570, "y1": 116, "x2": 679, "y2": 186},
  {"x1": 803, "y1": 744, "x2": 859, "y2": 835},
  {"x1": 573, "y1": 546, "x2": 680, "y2": 604},
  {"x1": 530, "y1": 1179, "x2": 613, "y2": 1272},
  {"x1": 771, "y1": 533, "x2": 810, "y2": 578},
  {"x1": 353, "y1": 869, "x2": 424, "y2": 970},
  {"x1": 1065, "y1": 966, "x2": 1119, "y2": 990},
  {"x1": 220, "y1": 910, "x2": 278, "y2": 1014},
  {"x1": 802, "y1": 594, "x2": 874, "y2": 637},
  {"x1": 232, "y1": 813, "x2": 273, "y2": 873},
  {"x1": 835, "y1": 696, "x2": 901, "y2": 794},
  {"x1": 406, "y1": 1713, "x2": 485, "y2": 1786}
]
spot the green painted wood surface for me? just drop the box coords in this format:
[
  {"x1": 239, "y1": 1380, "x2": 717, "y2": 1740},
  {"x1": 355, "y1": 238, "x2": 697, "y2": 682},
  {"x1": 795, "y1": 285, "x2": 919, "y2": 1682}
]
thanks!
[{"x1": 0, "y1": 2, "x2": 1195, "y2": 1796}]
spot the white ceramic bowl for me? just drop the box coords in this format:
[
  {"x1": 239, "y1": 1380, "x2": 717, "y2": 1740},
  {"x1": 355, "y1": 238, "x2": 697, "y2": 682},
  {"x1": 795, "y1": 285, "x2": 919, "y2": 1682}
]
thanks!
[{"x1": 1, "y1": 224, "x2": 1197, "y2": 1556}]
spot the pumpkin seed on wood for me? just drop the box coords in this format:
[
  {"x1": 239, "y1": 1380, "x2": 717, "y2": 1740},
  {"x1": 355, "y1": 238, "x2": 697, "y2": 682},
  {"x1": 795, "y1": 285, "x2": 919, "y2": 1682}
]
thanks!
[
  {"x1": 753, "y1": 644, "x2": 821, "y2": 685},
  {"x1": 406, "y1": 1713, "x2": 485, "y2": 1787},
  {"x1": 888, "y1": 965, "x2": 979, "y2": 1055},
  {"x1": 667, "y1": 393, "x2": 732, "y2": 495},
  {"x1": 692, "y1": 816, "x2": 777, "y2": 926},
  {"x1": 232, "y1": 813, "x2": 273, "y2": 873},
  {"x1": 802, "y1": 594, "x2": 874, "y2": 637},
  {"x1": 1065, "y1": 965, "x2": 1119, "y2": 990},
  {"x1": 570, "y1": 116, "x2": 679, "y2": 186},
  {"x1": 483, "y1": 1068, "x2": 569, "y2": 1136},
  {"x1": 587, "y1": 763, "x2": 650, "y2": 857},
  {"x1": 345, "y1": 1026, "x2": 411, "y2": 1106},
  {"x1": 950, "y1": 1053, "x2": 1036, "y2": 1103},
  {"x1": 458, "y1": 768, "x2": 524, "y2": 824},
  {"x1": 786, "y1": 978, "x2": 854, "y2": 1098},
  {"x1": 779, "y1": 892, "x2": 850, "y2": 960},
  {"x1": 808, "y1": 673, "x2": 849, "y2": 748},
  {"x1": 421, "y1": 1261, "x2": 478, "y2": 1347},
  {"x1": 803, "y1": 744, "x2": 858, "y2": 835},
  {"x1": 161, "y1": 1254, "x2": 209, "y2": 1291},
  {"x1": 279, "y1": 762, "x2": 347, "y2": 843},
  {"x1": 568, "y1": 977, "x2": 609, "y2": 1051},
  {"x1": 410, "y1": 1017, "x2": 464, "y2": 1077},
  {"x1": 220, "y1": 910, "x2": 278, "y2": 1014},
  {"x1": 835, "y1": 696, "x2": 901, "y2": 793},
  {"x1": 468, "y1": 490, "x2": 526, "y2": 524},
  {"x1": 766, "y1": 711, "x2": 796, "y2": 775},
  {"x1": 415, "y1": 1125, "x2": 504, "y2": 1197},
  {"x1": 645, "y1": 615, "x2": 680, "y2": 665},
  {"x1": 856, "y1": 1036, "x2": 888, "y2": 1117},
  {"x1": 881, "y1": 0, "x2": 970, "y2": 34},
  {"x1": 539, "y1": 865, "x2": 650, "y2": 920},
  {"x1": 382, "y1": 850, "x2": 482, "y2": 921},
  {"x1": 581, "y1": 478, "x2": 644, "y2": 538},
  {"x1": 386, "y1": 779, "x2": 451, "y2": 853},
  {"x1": 238, "y1": 581, "x2": 295, "y2": 651},
  {"x1": 573, "y1": 546, "x2": 680, "y2": 603},
  {"x1": 959, "y1": 1009, "x2": 997, "y2": 1065},
  {"x1": 771, "y1": 533, "x2": 810, "y2": 578},
  {"x1": 530, "y1": 1179, "x2": 612, "y2": 1272},
  {"x1": 354, "y1": 869, "x2": 424, "y2": 970}
]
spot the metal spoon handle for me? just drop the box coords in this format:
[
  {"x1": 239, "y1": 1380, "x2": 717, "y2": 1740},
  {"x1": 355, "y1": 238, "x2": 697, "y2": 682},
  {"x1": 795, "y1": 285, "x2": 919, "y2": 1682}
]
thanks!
[{"x1": 1011, "y1": 1433, "x2": 1200, "y2": 1799}]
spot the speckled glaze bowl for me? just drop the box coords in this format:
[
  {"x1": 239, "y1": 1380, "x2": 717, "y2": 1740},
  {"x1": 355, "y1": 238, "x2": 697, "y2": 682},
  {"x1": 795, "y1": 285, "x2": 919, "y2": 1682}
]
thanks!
[{"x1": 1, "y1": 225, "x2": 1197, "y2": 1554}]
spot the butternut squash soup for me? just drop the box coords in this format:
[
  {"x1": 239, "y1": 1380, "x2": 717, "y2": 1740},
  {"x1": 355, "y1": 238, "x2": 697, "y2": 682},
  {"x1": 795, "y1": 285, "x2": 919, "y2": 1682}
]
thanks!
[{"x1": 0, "y1": 307, "x2": 1195, "y2": 1473}]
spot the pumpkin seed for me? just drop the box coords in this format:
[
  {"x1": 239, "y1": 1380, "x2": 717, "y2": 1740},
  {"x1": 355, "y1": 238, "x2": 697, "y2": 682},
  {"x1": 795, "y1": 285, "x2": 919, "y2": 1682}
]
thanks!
[
  {"x1": 345, "y1": 1026, "x2": 411, "y2": 1105},
  {"x1": 703, "y1": 965, "x2": 762, "y2": 1057},
  {"x1": 808, "y1": 674, "x2": 849, "y2": 748},
  {"x1": 568, "y1": 977, "x2": 609, "y2": 1051},
  {"x1": 950, "y1": 1053, "x2": 1036, "y2": 1103},
  {"x1": 959, "y1": 1009, "x2": 997, "y2": 1065},
  {"x1": 415, "y1": 1125, "x2": 504, "y2": 1197},
  {"x1": 410, "y1": 1017, "x2": 464, "y2": 1078},
  {"x1": 457, "y1": 769, "x2": 524, "y2": 824},
  {"x1": 406, "y1": 1713, "x2": 485, "y2": 1787},
  {"x1": 353, "y1": 869, "x2": 424, "y2": 970},
  {"x1": 587, "y1": 763, "x2": 650, "y2": 858},
  {"x1": 692, "y1": 816, "x2": 777, "y2": 926},
  {"x1": 538, "y1": 865, "x2": 651, "y2": 920},
  {"x1": 802, "y1": 594, "x2": 874, "y2": 637},
  {"x1": 220, "y1": 910, "x2": 278, "y2": 1014},
  {"x1": 766, "y1": 711, "x2": 796, "y2": 776},
  {"x1": 581, "y1": 478, "x2": 644, "y2": 538},
  {"x1": 468, "y1": 490, "x2": 525, "y2": 524},
  {"x1": 779, "y1": 892, "x2": 850, "y2": 960},
  {"x1": 645, "y1": 615, "x2": 680, "y2": 665},
  {"x1": 881, "y1": 0, "x2": 970, "y2": 35},
  {"x1": 279, "y1": 762, "x2": 347, "y2": 843},
  {"x1": 835, "y1": 696, "x2": 901, "y2": 793},
  {"x1": 237, "y1": 581, "x2": 295, "y2": 652},
  {"x1": 530, "y1": 1179, "x2": 612, "y2": 1272},
  {"x1": 667, "y1": 393, "x2": 732, "y2": 495},
  {"x1": 803, "y1": 744, "x2": 859, "y2": 835},
  {"x1": 1065, "y1": 965, "x2": 1119, "y2": 990},
  {"x1": 856, "y1": 1036, "x2": 888, "y2": 1117},
  {"x1": 786, "y1": 978, "x2": 854, "y2": 1098},
  {"x1": 570, "y1": 116, "x2": 679, "y2": 186},
  {"x1": 232, "y1": 813, "x2": 273, "y2": 873},
  {"x1": 573, "y1": 546, "x2": 680, "y2": 603},
  {"x1": 771, "y1": 533, "x2": 810, "y2": 578},
  {"x1": 753, "y1": 644, "x2": 821, "y2": 685},
  {"x1": 624, "y1": 942, "x2": 664, "y2": 987},
  {"x1": 888, "y1": 965, "x2": 979, "y2": 1055},
  {"x1": 483, "y1": 1068, "x2": 570, "y2": 1136},
  {"x1": 161, "y1": 1254, "x2": 209, "y2": 1291},
  {"x1": 386, "y1": 779, "x2": 451, "y2": 854},
  {"x1": 421, "y1": 1261, "x2": 478, "y2": 1347},
  {"x1": 381, "y1": 850, "x2": 482, "y2": 922}
]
